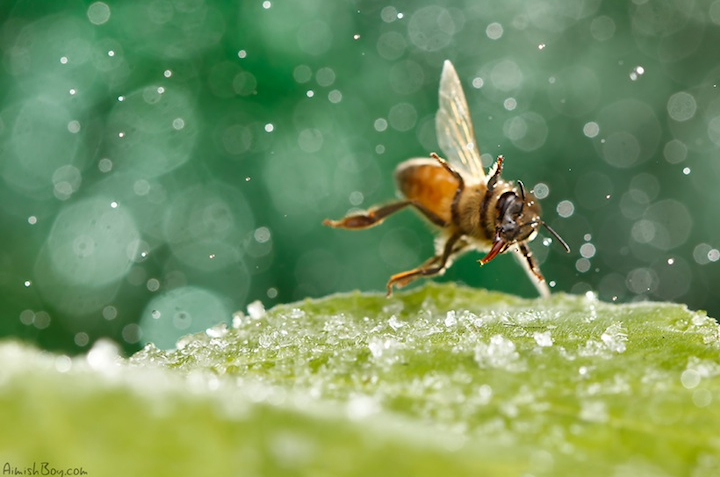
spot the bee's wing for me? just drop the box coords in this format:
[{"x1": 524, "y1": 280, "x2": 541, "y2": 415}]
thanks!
[
  {"x1": 435, "y1": 60, "x2": 485, "y2": 181},
  {"x1": 512, "y1": 249, "x2": 551, "y2": 298}
]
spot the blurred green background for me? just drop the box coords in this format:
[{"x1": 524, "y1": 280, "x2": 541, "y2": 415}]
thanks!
[{"x1": 1, "y1": 0, "x2": 719, "y2": 355}]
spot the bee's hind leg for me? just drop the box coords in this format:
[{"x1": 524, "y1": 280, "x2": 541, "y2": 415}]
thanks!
[
  {"x1": 323, "y1": 200, "x2": 448, "y2": 229},
  {"x1": 386, "y1": 231, "x2": 466, "y2": 296}
]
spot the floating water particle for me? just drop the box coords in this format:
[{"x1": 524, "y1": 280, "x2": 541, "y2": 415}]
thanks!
[
  {"x1": 74, "y1": 332, "x2": 89, "y2": 347},
  {"x1": 667, "y1": 91, "x2": 696, "y2": 122},
  {"x1": 380, "y1": 6, "x2": 399, "y2": 22},
  {"x1": 580, "y1": 243, "x2": 596, "y2": 258},
  {"x1": 28, "y1": 216, "x2": 37, "y2": 225},
  {"x1": 67, "y1": 120, "x2": 81, "y2": 133},
  {"x1": 556, "y1": 200, "x2": 575, "y2": 218},
  {"x1": 486, "y1": 22, "x2": 504, "y2": 40},
  {"x1": 667, "y1": 258, "x2": 675, "y2": 265},
  {"x1": 306, "y1": 90, "x2": 314, "y2": 98},
  {"x1": 23, "y1": 280, "x2": 31, "y2": 287},
  {"x1": 503, "y1": 97, "x2": 517, "y2": 111},
  {"x1": 533, "y1": 331, "x2": 553, "y2": 347},
  {"x1": 122, "y1": 323, "x2": 141, "y2": 343},
  {"x1": 538, "y1": 43, "x2": 546, "y2": 50},
  {"x1": 708, "y1": 249, "x2": 720, "y2": 262},
  {"x1": 267, "y1": 287, "x2": 278, "y2": 299},
  {"x1": 629, "y1": 66, "x2": 645, "y2": 81},
  {"x1": 55, "y1": 355, "x2": 72, "y2": 373},
  {"x1": 107, "y1": 50, "x2": 115, "y2": 57},
  {"x1": 238, "y1": 50, "x2": 247, "y2": 59},
  {"x1": 247, "y1": 300, "x2": 266, "y2": 320},
  {"x1": 680, "y1": 369, "x2": 700, "y2": 389},
  {"x1": 693, "y1": 389, "x2": 712, "y2": 408},
  {"x1": 374, "y1": 118, "x2": 388, "y2": 132},
  {"x1": 60, "y1": 56, "x2": 69, "y2": 64},
  {"x1": 533, "y1": 182, "x2": 549, "y2": 199},
  {"x1": 663, "y1": 139, "x2": 687, "y2": 164},
  {"x1": 682, "y1": 167, "x2": 691, "y2": 175},
  {"x1": 87, "y1": 2, "x2": 111, "y2": 25},
  {"x1": 328, "y1": 90, "x2": 342, "y2": 103},
  {"x1": 576, "y1": 258, "x2": 591, "y2": 273},
  {"x1": 69, "y1": 88, "x2": 77, "y2": 95},
  {"x1": 147, "y1": 278, "x2": 160, "y2": 292},
  {"x1": 164, "y1": 69, "x2": 172, "y2": 78},
  {"x1": 254, "y1": 226, "x2": 271, "y2": 243},
  {"x1": 583, "y1": 122, "x2": 600, "y2": 138},
  {"x1": 264, "y1": 123, "x2": 274, "y2": 132},
  {"x1": 353, "y1": 34, "x2": 360, "y2": 40},
  {"x1": 262, "y1": 1, "x2": 271, "y2": 9},
  {"x1": 542, "y1": 237, "x2": 552, "y2": 247},
  {"x1": 103, "y1": 305, "x2": 117, "y2": 320},
  {"x1": 472, "y1": 77, "x2": 484, "y2": 89},
  {"x1": 34, "y1": 312, "x2": 50, "y2": 329}
]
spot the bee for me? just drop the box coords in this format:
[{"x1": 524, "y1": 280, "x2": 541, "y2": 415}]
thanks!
[{"x1": 323, "y1": 60, "x2": 570, "y2": 297}]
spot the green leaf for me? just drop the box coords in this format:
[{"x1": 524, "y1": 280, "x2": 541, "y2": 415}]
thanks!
[{"x1": 2, "y1": 283, "x2": 720, "y2": 476}]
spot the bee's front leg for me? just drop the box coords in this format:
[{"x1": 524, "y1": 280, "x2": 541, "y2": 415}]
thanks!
[{"x1": 386, "y1": 231, "x2": 465, "y2": 296}]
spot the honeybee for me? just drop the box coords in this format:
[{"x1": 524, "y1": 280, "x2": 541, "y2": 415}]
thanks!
[{"x1": 323, "y1": 60, "x2": 570, "y2": 297}]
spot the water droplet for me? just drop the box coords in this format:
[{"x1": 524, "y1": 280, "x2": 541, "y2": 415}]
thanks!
[{"x1": 486, "y1": 22, "x2": 504, "y2": 40}]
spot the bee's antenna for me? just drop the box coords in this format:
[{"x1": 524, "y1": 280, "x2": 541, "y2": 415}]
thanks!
[
  {"x1": 542, "y1": 222, "x2": 570, "y2": 253},
  {"x1": 517, "y1": 180, "x2": 526, "y2": 214}
]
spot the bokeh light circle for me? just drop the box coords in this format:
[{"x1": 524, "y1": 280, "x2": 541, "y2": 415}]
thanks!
[
  {"x1": 408, "y1": 6, "x2": 458, "y2": 52},
  {"x1": 163, "y1": 182, "x2": 254, "y2": 272},
  {"x1": 106, "y1": 85, "x2": 197, "y2": 179},
  {"x1": 503, "y1": 112, "x2": 548, "y2": 151},
  {"x1": 45, "y1": 197, "x2": 139, "y2": 286},
  {"x1": 595, "y1": 99, "x2": 660, "y2": 168},
  {"x1": 140, "y1": 286, "x2": 232, "y2": 349}
]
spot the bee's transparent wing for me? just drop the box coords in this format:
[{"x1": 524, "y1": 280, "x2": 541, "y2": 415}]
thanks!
[{"x1": 435, "y1": 60, "x2": 485, "y2": 181}]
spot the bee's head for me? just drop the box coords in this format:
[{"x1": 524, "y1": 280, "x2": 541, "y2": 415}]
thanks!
[{"x1": 480, "y1": 181, "x2": 569, "y2": 265}]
